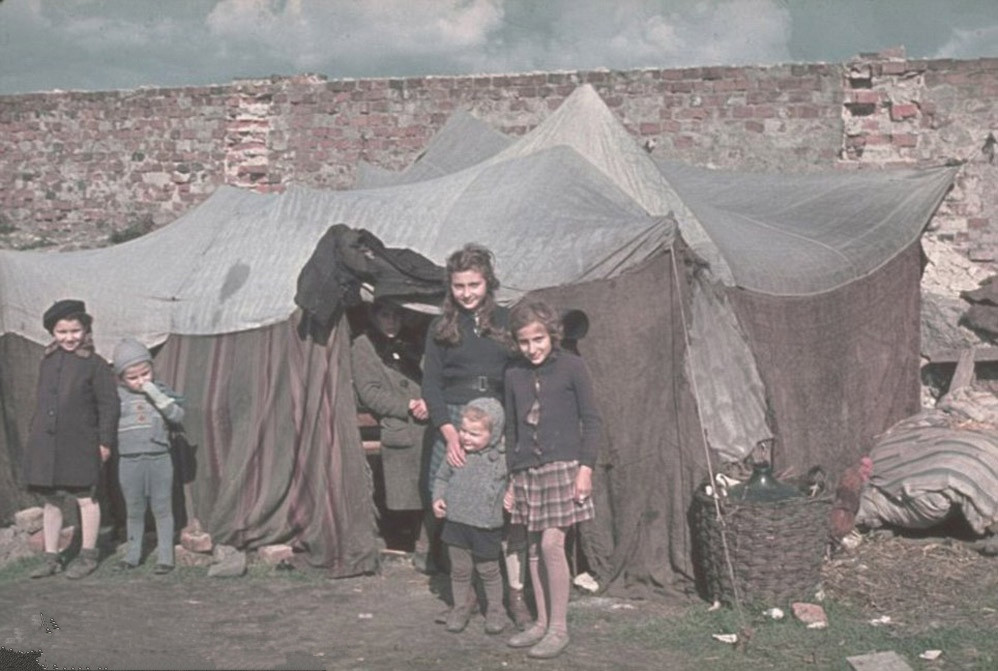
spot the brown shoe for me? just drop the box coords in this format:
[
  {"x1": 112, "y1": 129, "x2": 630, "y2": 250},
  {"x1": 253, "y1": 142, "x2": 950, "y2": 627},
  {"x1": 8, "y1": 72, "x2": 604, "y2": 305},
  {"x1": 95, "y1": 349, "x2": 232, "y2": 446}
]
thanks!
[
  {"x1": 507, "y1": 587, "x2": 532, "y2": 631},
  {"x1": 484, "y1": 607, "x2": 508, "y2": 635},
  {"x1": 30, "y1": 552, "x2": 62, "y2": 579},
  {"x1": 528, "y1": 630, "x2": 570, "y2": 659},
  {"x1": 64, "y1": 548, "x2": 99, "y2": 580},
  {"x1": 445, "y1": 604, "x2": 473, "y2": 633},
  {"x1": 507, "y1": 623, "x2": 546, "y2": 648},
  {"x1": 436, "y1": 584, "x2": 479, "y2": 624}
]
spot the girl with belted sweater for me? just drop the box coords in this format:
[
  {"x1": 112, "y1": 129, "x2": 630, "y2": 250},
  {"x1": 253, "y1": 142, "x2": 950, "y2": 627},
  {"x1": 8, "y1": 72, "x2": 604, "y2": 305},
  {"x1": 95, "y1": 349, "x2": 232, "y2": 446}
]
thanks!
[{"x1": 422, "y1": 243, "x2": 530, "y2": 629}]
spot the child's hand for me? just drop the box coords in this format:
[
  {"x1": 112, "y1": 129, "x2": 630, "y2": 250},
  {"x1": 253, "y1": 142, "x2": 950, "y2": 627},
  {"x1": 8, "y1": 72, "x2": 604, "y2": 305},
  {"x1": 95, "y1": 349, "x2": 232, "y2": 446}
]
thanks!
[
  {"x1": 98, "y1": 445, "x2": 111, "y2": 463},
  {"x1": 408, "y1": 399, "x2": 428, "y2": 421},
  {"x1": 141, "y1": 381, "x2": 174, "y2": 410},
  {"x1": 503, "y1": 486, "x2": 515, "y2": 513},
  {"x1": 432, "y1": 499, "x2": 447, "y2": 519},
  {"x1": 573, "y1": 465, "x2": 593, "y2": 505}
]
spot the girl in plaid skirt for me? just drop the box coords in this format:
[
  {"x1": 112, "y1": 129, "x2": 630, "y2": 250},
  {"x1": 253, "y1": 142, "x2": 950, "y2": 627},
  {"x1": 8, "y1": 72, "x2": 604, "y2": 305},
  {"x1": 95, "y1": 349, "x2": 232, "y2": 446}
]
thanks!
[{"x1": 503, "y1": 299, "x2": 603, "y2": 659}]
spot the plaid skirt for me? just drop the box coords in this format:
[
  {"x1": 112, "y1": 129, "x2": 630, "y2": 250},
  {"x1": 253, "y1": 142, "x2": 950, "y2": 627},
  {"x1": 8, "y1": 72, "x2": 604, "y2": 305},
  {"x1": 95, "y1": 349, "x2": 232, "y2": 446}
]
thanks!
[{"x1": 509, "y1": 460, "x2": 594, "y2": 532}]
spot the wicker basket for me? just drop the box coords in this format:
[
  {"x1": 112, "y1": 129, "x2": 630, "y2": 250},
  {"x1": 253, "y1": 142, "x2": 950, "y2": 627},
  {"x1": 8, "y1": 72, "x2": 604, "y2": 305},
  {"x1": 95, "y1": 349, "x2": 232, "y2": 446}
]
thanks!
[{"x1": 692, "y1": 488, "x2": 832, "y2": 606}]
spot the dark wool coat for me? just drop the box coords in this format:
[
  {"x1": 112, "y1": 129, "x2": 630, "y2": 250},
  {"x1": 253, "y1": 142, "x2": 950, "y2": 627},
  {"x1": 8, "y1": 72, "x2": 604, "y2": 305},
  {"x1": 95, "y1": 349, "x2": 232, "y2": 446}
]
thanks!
[
  {"x1": 350, "y1": 332, "x2": 426, "y2": 510},
  {"x1": 23, "y1": 347, "x2": 120, "y2": 489}
]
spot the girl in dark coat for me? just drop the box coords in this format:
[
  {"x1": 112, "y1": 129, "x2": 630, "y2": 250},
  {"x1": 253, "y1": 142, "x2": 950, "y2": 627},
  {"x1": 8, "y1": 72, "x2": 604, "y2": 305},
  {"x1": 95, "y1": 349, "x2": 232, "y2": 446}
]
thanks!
[{"x1": 23, "y1": 299, "x2": 119, "y2": 579}]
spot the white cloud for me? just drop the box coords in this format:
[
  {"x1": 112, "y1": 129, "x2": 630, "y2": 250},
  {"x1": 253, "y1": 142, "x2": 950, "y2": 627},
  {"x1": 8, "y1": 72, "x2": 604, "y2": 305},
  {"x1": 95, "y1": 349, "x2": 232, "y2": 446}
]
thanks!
[
  {"x1": 63, "y1": 15, "x2": 186, "y2": 51},
  {"x1": 205, "y1": 0, "x2": 505, "y2": 74},
  {"x1": 0, "y1": 0, "x2": 994, "y2": 95},
  {"x1": 935, "y1": 24, "x2": 998, "y2": 60},
  {"x1": 198, "y1": 0, "x2": 792, "y2": 78},
  {"x1": 457, "y1": 0, "x2": 792, "y2": 73}
]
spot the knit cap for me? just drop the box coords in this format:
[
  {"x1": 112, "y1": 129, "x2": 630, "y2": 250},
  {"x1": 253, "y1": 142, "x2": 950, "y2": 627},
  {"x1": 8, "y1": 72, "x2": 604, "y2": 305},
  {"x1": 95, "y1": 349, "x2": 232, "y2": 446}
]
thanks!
[
  {"x1": 113, "y1": 337, "x2": 153, "y2": 376},
  {"x1": 464, "y1": 397, "x2": 505, "y2": 448}
]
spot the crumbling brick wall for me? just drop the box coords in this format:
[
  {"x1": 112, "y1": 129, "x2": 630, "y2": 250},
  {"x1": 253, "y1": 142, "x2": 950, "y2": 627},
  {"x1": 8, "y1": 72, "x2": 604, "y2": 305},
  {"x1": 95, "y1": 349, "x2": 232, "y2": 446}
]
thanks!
[
  {"x1": 839, "y1": 48, "x2": 998, "y2": 263},
  {"x1": 0, "y1": 50, "x2": 996, "y2": 267}
]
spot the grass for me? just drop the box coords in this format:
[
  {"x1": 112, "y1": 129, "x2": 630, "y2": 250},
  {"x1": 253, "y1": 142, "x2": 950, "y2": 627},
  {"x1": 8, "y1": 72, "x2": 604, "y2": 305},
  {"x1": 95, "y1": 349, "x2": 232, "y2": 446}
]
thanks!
[
  {"x1": 574, "y1": 599, "x2": 998, "y2": 670},
  {"x1": 2, "y1": 548, "x2": 321, "y2": 584},
  {"x1": 0, "y1": 555, "x2": 45, "y2": 581}
]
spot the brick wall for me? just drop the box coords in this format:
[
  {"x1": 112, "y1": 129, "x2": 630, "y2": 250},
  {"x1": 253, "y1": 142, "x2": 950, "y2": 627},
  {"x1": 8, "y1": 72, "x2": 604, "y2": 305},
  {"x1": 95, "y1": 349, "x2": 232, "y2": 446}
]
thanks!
[{"x1": 1, "y1": 50, "x2": 996, "y2": 265}]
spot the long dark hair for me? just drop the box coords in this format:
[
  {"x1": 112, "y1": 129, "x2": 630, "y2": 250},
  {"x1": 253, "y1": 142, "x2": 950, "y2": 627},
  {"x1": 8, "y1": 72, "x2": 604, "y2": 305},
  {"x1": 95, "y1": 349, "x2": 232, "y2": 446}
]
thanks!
[{"x1": 433, "y1": 243, "x2": 503, "y2": 347}]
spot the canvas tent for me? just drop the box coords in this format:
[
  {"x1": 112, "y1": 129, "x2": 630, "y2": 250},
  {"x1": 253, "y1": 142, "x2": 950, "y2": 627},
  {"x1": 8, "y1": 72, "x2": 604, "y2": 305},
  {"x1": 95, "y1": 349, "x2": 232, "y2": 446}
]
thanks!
[{"x1": 0, "y1": 85, "x2": 955, "y2": 593}]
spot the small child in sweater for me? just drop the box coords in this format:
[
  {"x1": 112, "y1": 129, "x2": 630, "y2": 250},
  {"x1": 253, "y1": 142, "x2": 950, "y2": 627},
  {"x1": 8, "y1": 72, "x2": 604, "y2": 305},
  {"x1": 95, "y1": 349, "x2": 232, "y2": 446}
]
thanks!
[
  {"x1": 112, "y1": 337, "x2": 185, "y2": 574},
  {"x1": 432, "y1": 397, "x2": 510, "y2": 635}
]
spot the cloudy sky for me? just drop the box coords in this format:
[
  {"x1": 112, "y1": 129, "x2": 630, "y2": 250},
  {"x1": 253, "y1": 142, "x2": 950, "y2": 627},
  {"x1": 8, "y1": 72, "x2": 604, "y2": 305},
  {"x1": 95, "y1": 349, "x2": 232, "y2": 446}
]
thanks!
[{"x1": 1, "y1": 0, "x2": 996, "y2": 96}]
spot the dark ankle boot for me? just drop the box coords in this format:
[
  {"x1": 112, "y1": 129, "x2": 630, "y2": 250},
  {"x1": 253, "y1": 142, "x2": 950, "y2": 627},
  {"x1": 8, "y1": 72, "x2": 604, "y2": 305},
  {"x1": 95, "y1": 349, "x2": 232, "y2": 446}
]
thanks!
[
  {"x1": 435, "y1": 581, "x2": 478, "y2": 624},
  {"x1": 65, "y1": 548, "x2": 99, "y2": 579},
  {"x1": 30, "y1": 552, "x2": 62, "y2": 579},
  {"x1": 507, "y1": 587, "x2": 532, "y2": 631},
  {"x1": 480, "y1": 560, "x2": 508, "y2": 635},
  {"x1": 446, "y1": 583, "x2": 476, "y2": 633}
]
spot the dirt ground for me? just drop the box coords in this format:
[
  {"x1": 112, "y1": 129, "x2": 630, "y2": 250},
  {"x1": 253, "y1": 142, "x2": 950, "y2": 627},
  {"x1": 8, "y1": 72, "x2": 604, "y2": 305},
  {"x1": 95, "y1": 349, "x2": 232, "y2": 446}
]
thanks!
[
  {"x1": 1, "y1": 530, "x2": 996, "y2": 671},
  {"x1": 0, "y1": 550, "x2": 690, "y2": 671}
]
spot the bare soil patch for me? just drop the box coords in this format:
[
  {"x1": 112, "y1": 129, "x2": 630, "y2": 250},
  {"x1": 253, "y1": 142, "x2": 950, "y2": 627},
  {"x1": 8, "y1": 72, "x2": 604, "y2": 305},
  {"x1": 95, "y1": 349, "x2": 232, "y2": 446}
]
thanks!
[
  {"x1": 0, "y1": 553, "x2": 689, "y2": 671},
  {"x1": 2, "y1": 530, "x2": 996, "y2": 670}
]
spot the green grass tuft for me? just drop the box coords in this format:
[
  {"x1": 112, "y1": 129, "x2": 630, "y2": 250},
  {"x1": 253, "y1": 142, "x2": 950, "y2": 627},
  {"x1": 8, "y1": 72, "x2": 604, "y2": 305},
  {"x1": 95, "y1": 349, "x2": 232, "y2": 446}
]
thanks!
[{"x1": 575, "y1": 599, "x2": 998, "y2": 670}]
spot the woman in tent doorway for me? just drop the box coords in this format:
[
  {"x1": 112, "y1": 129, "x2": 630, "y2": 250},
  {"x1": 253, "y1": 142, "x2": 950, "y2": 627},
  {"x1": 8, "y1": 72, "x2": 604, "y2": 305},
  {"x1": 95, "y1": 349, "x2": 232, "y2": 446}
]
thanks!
[
  {"x1": 350, "y1": 297, "x2": 430, "y2": 553},
  {"x1": 23, "y1": 299, "x2": 120, "y2": 579},
  {"x1": 422, "y1": 243, "x2": 531, "y2": 630}
]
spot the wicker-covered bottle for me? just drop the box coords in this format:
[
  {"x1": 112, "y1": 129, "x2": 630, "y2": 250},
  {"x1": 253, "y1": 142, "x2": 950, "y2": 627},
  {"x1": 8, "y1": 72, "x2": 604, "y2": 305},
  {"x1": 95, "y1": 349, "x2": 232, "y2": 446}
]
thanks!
[
  {"x1": 693, "y1": 462, "x2": 831, "y2": 606},
  {"x1": 729, "y1": 462, "x2": 801, "y2": 503}
]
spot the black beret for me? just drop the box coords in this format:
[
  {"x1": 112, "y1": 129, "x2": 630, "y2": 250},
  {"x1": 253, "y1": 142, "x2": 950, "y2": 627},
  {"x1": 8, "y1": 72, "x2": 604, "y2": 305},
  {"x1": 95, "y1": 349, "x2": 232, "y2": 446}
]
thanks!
[{"x1": 43, "y1": 299, "x2": 88, "y2": 333}]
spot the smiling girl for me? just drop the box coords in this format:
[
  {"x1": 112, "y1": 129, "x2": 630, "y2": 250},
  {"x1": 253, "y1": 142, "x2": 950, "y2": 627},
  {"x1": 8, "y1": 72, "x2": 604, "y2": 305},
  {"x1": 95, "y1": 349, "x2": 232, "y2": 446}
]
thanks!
[
  {"x1": 423, "y1": 244, "x2": 511, "y2": 476},
  {"x1": 24, "y1": 299, "x2": 119, "y2": 579},
  {"x1": 503, "y1": 298, "x2": 603, "y2": 659},
  {"x1": 421, "y1": 244, "x2": 530, "y2": 629}
]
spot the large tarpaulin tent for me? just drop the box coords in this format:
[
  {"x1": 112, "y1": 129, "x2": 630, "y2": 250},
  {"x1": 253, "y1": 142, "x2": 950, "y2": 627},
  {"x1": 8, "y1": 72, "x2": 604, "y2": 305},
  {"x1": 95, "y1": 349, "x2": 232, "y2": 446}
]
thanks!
[{"x1": 0, "y1": 85, "x2": 955, "y2": 591}]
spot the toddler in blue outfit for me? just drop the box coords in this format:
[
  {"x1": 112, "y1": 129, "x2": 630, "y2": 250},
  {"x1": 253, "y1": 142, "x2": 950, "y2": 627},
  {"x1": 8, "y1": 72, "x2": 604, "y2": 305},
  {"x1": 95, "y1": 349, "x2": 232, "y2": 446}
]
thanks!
[{"x1": 113, "y1": 337, "x2": 185, "y2": 574}]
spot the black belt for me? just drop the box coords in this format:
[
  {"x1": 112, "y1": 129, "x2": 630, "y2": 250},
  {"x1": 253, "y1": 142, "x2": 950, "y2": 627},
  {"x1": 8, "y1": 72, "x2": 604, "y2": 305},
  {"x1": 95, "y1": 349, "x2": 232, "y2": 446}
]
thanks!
[{"x1": 444, "y1": 375, "x2": 503, "y2": 394}]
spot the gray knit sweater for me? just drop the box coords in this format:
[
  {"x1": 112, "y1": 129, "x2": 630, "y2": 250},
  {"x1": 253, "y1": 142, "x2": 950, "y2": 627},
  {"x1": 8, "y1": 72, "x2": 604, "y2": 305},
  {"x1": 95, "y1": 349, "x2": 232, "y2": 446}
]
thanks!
[
  {"x1": 116, "y1": 381, "x2": 185, "y2": 456},
  {"x1": 432, "y1": 443, "x2": 508, "y2": 530},
  {"x1": 431, "y1": 397, "x2": 508, "y2": 530}
]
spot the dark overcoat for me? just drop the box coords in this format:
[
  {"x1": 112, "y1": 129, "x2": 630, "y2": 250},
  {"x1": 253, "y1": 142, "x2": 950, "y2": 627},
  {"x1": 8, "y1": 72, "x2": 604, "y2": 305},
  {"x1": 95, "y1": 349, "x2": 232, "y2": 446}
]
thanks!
[
  {"x1": 350, "y1": 332, "x2": 426, "y2": 510},
  {"x1": 23, "y1": 346, "x2": 120, "y2": 489}
]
